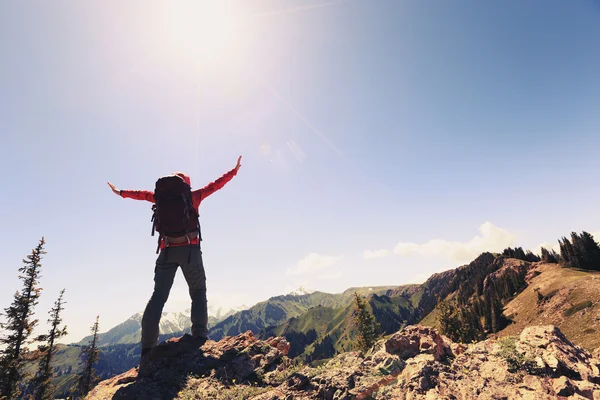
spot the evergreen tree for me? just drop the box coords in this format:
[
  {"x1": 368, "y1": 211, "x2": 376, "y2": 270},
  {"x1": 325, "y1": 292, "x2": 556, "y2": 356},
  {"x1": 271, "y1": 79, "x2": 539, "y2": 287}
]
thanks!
[
  {"x1": 458, "y1": 306, "x2": 482, "y2": 343},
  {"x1": 352, "y1": 293, "x2": 381, "y2": 353},
  {"x1": 570, "y1": 232, "x2": 586, "y2": 268},
  {"x1": 540, "y1": 247, "x2": 558, "y2": 263},
  {"x1": 0, "y1": 238, "x2": 46, "y2": 399},
  {"x1": 551, "y1": 249, "x2": 561, "y2": 263},
  {"x1": 502, "y1": 247, "x2": 539, "y2": 262},
  {"x1": 437, "y1": 299, "x2": 461, "y2": 342},
  {"x1": 579, "y1": 231, "x2": 600, "y2": 270},
  {"x1": 525, "y1": 250, "x2": 540, "y2": 262},
  {"x1": 310, "y1": 335, "x2": 336, "y2": 361},
  {"x1": 560, "y1": 237, "x2": 577, "y2": 267},
  {"x1": 77, "y1": 316, "x2": 100, "y2": 397},
  {"x1": 490, "y1": 294, "x2": 507, "y2": 332},
  {"x1": 30, "y1": 289, "x2": 68, "y2": 400},
  {"x1": 502, "y1": 247, "x2": 515, "y2": 258},
  {"x1": 559, "y1": 232, "x2": 600, "y2": 270},
  {"x1": 438, "y1": 299, "x2": 482, "y2": 343},
  {"x1": 483, "y1": 291, "x2": 493, "y2": 333}
]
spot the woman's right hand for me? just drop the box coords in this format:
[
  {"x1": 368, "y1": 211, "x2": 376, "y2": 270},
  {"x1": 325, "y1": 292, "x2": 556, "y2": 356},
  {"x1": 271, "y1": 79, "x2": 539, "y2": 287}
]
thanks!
[{"x1": 107, "y1": 182, "x2": 120, "y2": 196}]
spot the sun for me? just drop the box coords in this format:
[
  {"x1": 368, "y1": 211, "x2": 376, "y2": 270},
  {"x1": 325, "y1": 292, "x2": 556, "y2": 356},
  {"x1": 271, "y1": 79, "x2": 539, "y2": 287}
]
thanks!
[{"x1": 156, "y1": 1, "x2": 242, "y2": 67}]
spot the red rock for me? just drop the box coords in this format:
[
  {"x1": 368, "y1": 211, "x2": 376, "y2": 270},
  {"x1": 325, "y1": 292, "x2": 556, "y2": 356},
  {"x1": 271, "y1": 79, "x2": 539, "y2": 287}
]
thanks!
[{"x1": 385, "y1": 325, "x2": 454, "y2": 362}]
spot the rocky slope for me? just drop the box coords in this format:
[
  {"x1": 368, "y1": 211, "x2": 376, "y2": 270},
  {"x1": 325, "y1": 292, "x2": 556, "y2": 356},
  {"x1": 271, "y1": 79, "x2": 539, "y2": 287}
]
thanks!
[{"x1": 87, "y1": 324, "x2": 600, "y2": 399}]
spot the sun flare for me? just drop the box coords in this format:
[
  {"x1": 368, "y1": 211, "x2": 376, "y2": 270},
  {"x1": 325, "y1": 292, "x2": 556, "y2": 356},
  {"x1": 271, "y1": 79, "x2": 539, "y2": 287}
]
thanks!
[{"x1": 156, "y1": 1, "x2": 242, "y2": 67}]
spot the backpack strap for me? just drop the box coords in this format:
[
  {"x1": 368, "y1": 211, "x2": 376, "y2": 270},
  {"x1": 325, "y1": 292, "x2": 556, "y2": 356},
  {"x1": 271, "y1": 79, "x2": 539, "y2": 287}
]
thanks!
[{"x1": 151, "y1": 204, "x2": 157, "y2": 237}]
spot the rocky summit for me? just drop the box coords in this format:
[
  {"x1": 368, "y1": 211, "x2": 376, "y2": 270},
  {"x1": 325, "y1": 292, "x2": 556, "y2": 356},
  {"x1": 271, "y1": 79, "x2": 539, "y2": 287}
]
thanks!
[{"x1": 87, "y1": 325, "x2": 600, "y2": 400}]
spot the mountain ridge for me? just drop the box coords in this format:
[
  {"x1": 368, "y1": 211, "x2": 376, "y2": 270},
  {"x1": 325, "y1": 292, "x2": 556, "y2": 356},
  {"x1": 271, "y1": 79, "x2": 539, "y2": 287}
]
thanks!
[
  {"x1": 86, "y1": 324, "x2": 600, "y2": 399},
  {"x1": 40, "y1": 248, "x2": 600, "y2": 398},
  {"x1": 207, "y1": 286, "x2": 400, "y2": 342}
]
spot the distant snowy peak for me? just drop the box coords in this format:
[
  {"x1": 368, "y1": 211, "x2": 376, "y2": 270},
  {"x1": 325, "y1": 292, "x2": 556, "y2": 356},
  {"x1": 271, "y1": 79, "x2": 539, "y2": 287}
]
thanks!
[
  {"x1": 128, "y1": 305, "x2": 244, "y2": 326},
  {"x1": 126, "y1": 310, "x2": 191, "y2": 334},
  {"x1": 159, "y1": 310, "x2": 191, "y2": 334},
  {"x1": 228, "y1": 304, "x2": 250, "y2": 314},
  {"x1": 209, "y1": 304, "x2": 250, "y2": 320},
  {"x1": 288, "y1": 286, "x2": 316, "y2": 296},
  {"x1": 128, "y1": 312, "x2": 143, "y2": 323}
]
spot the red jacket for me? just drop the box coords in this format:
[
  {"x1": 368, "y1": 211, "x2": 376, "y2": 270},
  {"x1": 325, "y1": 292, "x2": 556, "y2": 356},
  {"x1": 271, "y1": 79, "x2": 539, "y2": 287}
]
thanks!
[{"x1": 120, "y1": 168, "x2": 238, "y2": 249}]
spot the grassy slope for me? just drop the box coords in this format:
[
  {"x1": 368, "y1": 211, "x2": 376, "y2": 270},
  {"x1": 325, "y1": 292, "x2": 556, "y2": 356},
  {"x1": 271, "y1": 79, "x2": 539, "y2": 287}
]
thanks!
[
  {"x1": 419, "y1": 291, "x2": 462, "y2": 329},
  {"x1": 498, "y1": 262, "x2": 600, "y2": 350},
  {"x1": 21, "y1": 344, "x2": 82, "y2": 397},
  {"x1": 209, "y1": 287, "x2": 400, "y2": 341},
  {"x1": 23, "y1": 342, "x2": 143, "y2": 398},
  {"x1": 418, "y1": 261, "x2": 600, "y2": 351},
  {"x1": 268, "y1": 291, "x2": 420, "y2": 361}
]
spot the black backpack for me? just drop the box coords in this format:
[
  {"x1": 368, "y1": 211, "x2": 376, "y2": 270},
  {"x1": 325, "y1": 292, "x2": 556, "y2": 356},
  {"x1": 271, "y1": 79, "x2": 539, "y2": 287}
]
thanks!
[{"x1": 150, "y1": 175, "x2": 201, "y2": 252}]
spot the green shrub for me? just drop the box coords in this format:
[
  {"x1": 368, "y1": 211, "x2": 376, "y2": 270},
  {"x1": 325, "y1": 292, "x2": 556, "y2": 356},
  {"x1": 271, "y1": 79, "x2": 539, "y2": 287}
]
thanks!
[
  {"x1": 564, "y1": 301, "x2": 593, "y2": 317},
  {"x1": 536, "y1": 289, "x2": 559, "y2": 305},
  {"x1": 497, "y1": 337, "x2": 539, "y2": 374}
]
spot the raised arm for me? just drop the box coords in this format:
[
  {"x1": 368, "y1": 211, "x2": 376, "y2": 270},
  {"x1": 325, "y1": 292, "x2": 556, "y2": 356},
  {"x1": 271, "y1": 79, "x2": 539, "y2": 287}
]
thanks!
[
  {"x1": 107, "y1": 182, "x2": 155, "y2": 203},
  {"x1": 195, "y1": 156, "x2": 241, "y2": 201}
]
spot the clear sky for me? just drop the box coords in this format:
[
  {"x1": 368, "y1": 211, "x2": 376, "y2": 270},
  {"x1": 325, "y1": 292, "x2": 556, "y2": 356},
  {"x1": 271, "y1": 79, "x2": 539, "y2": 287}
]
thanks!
[{"x1": 1, "y1": 0, "x2": 600, "y2": 344}]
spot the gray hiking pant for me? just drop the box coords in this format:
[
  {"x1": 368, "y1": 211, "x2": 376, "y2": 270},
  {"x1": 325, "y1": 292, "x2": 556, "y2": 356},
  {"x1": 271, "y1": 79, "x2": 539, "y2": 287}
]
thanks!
[{"x1": 141, "y1": 245, "x2": 208, "y2": 349}]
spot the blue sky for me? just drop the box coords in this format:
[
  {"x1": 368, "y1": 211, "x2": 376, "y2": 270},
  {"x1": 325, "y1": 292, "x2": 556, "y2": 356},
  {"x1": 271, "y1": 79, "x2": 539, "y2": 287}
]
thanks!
[{"x1": 1, "y1": 0, "x2": 600, "y2": 343}]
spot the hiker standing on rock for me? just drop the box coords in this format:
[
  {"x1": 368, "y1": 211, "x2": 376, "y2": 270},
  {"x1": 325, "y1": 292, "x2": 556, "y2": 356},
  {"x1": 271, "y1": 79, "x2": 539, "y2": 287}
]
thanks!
[{"x1": 107, "y1": 156, "x2": 241, "y2": 366}]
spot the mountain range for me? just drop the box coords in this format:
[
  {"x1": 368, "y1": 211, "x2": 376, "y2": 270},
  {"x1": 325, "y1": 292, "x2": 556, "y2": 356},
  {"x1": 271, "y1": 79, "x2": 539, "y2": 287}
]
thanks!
[
  {"x1": 76, "y1": 303, "x2": 249, "y2": 347},
  {"x1": 32, "y1": 242, "x2": 600, "y2": 398}
]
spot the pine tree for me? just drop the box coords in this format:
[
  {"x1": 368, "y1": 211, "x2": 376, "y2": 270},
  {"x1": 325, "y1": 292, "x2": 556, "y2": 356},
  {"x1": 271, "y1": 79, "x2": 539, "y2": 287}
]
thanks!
[
  {"x1": 551, "y1": 249, "x2": 561, "y2": 263},
  {"x1": 571, "y1": 232, "x2": 586, "y2": 268},
  {"x1": 437, "y1": 299, "x2": 461, "y2": 341},
  {"x1": 458, "y1": 306, "x2": 482, "y2": 343},
  {"x1": 540, "y1": 247, "x2": 558, "y2": 263},
  {"x1": 560, "y1": 236, "x2": 577, "y2": 268},
  {"x1": 77, "y1": 316, "x2": 100, "y2": 397},
  {"x1": 525, "y1": 250, "x2": 540, "y2": 262},
  {"x1": 490, "y1": 294, "x2": 507, "y2": 332},
  {"x1": 438, "y1": 298, "x2": 483, "y2": 343},
  {"x1": 559, "y1": 232, "x2": 600, "y2": 270},
  {"x1": 579, "y1": 231, "x2": 600, "y2": 270},
  {"x1": 30, "y1": 289, "x2": 68, "y2": 400},
  {"x1": 502, "y1": 247, "x2": 539, "y2": 262},
  {"x1": 352, "y1": 293, "x2": 381, "y2": 353},
  {"x1": 483, "y1": 291, "x2": 493, "y2": 333},
  {"x1": 0, "y1": 238, "x2": 46, "y2": 399},
  {"x1": 515, "y1": 247, "x2": 527, "y2": 261}
]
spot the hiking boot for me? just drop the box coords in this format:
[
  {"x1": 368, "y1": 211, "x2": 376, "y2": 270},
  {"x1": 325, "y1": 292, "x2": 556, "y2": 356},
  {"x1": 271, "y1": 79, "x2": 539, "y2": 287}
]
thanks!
[
  {"x1": 137, "y1": 347, "x2": 153, "y2": 377},
  {"x1": 180, "y1": 333, "x2": 207, "y2": 349},
  {"x1": 195, "y1": 335, "x2": 208, "y2": 347}
]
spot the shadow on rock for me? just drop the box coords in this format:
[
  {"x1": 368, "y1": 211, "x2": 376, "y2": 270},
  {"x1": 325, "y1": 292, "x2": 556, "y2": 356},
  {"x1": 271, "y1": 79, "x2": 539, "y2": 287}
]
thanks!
[{"x1": 87, "y1": 332, "x2": 291, "y2": 400}]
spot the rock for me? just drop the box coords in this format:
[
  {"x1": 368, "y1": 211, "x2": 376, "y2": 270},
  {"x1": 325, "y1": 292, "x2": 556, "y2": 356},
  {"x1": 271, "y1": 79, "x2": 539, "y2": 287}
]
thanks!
[
  {"x1": 484, "y1": 258, "x2": 532, "y2": 293},
  {"x1": 450, "y1": 342, "x2": 467, "y2": 356},
  {"x1": 267, "y1": 336, "x2": 291, "y2": 356},
  {"x1": 86, "y1": 324, "x2": 600, "y2": 400},
  {"x1": 397, "y1": 354, "x2": 439, "y2": 393},
  {"x1": 574, "y1": 380, "x2": 596, "y2": 399},
  {"x1": 385, "y1": 325, "x2": 454, "y2": 362},
  {"x1": 553, "y1": 376, "x2": 575, "y2": 396},
  {"x1": 86, "y1": 330, "x2": 290, "y2": 400},
  {"x1": 519, "y1": 326, "x2": 600, "y2": 383}
]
